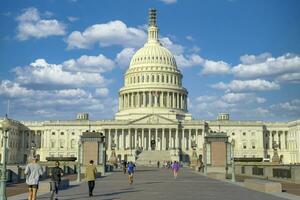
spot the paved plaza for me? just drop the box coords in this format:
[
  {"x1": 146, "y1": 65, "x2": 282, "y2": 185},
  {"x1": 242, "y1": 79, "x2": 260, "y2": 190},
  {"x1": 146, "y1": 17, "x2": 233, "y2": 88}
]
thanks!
[{"x1": 15, "y1": 167, "x2": 293, "y2": 200}]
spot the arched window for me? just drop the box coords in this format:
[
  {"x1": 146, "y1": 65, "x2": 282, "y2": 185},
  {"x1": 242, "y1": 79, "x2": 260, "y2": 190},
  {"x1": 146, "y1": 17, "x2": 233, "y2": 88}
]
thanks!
[
  {"x1": 142, "y1": 75, "x2": 144, "y2": 82},
  {"x1": 137, "y1": 76, "x2": 140, "y2": 83},
  {"x1": 162, "y1": 75, "x2": 164, "y2": 82},
  {"x1": 147, "y1": 75, "x2": 149, "y2": 82},
  {"x1": 166, "y1": 75, "x2": 169, "y2": 83},
  {"x1": 152, "y1": 75, "x2": 155, "y2": 82}
]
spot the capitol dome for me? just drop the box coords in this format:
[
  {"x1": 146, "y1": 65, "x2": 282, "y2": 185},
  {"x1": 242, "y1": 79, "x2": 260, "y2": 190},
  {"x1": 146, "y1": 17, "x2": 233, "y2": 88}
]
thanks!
[
  {"x1": 115, "y1": 8, "x2": 192, "y2": 121},
  {"x1": 129, "y1": 41, "x2": 177, "y2": 69}
]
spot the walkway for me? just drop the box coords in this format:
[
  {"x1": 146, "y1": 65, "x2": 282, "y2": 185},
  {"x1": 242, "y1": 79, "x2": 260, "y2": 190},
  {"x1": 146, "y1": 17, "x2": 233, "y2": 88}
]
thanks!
[{"x1": 12, "y1": 167, "x2": 296, "y2": 200}]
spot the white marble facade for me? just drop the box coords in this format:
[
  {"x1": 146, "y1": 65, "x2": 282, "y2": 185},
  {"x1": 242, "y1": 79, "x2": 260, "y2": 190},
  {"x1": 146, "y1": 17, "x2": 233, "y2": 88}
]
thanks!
[{"x1": 1, "y1": 9, "x2": 299, "y2": 165}]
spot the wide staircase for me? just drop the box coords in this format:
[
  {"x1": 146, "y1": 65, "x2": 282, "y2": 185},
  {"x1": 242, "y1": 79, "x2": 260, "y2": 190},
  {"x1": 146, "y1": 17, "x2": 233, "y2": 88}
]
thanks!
[{"x1": 136, "y1": 150, "x2": 172, "y2": 166}]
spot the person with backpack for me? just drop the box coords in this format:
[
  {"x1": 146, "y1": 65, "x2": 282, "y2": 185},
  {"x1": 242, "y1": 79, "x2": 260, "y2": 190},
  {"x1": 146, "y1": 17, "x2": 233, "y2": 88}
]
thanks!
[{"x1": 127, "y1": 162, "x2": 135, "y2": 184}]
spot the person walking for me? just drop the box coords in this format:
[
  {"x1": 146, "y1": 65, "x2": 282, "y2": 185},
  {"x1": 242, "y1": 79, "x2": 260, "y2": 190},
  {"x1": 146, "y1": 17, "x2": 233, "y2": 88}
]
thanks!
[
  {"x1": 50, "y1": 161, "x2": 64, "y2": 200},
  {"x1": 122, "y1": 160, "x2": 127, "y2": 174},
  {"x1": 25, "y1": 156, "x2": 43, "y2": 200},
  {"x1": 85, "y1": 160, "x2": 97, "y2": 197},
  {"x1": 171, "y1": 161, "x2": 180, "y2": 179},
  {"x1": 127, "y1": 161, "x2": 135, "y2": 184}
]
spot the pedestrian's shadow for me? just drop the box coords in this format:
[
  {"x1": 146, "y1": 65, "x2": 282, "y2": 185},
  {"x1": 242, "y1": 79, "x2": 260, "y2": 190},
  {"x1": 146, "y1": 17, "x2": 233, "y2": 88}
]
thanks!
[
  {"x1": 141, "y1": 181, "x2": 163, "y2": 185},
  {"x1": 45, "y1": 188, "x2": 141, "y2": 200}
]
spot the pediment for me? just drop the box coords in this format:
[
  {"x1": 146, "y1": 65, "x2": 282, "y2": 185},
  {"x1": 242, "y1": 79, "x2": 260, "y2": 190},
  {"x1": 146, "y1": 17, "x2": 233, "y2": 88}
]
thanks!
[{"x1": 128, "y1": 114, "x2": 177, "y2": 125}]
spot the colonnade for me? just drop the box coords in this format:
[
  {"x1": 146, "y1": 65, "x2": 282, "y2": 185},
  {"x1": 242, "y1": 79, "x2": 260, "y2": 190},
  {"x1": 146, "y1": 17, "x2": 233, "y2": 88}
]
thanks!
[
  {"x1": 267, "y1": 130, "x2": 288, "y2": 150},
  {"x1": 105, "y1": 128, "x2": 203, "y2": 151},
  {"x1": 119, "y1": 91, "x2": 187, "y2": 110}
]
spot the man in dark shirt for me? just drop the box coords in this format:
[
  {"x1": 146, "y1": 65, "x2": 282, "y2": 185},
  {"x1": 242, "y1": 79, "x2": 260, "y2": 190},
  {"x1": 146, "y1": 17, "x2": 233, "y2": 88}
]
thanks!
[{"x1": 50, "y1": 161, "x2": 64, "y2": 200}]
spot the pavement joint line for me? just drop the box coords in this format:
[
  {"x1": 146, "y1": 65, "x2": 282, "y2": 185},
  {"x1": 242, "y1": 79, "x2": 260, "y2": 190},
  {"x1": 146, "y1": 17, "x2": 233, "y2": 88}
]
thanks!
[{"x1": 190, "y1": 170, "x2": 300, "y2": 200}]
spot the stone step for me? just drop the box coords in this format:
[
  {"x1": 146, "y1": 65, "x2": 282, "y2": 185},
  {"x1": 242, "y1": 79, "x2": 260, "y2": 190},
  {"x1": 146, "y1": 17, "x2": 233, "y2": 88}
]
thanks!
[{"x1": 136, "y1": 150, "x2": 172, "y2": 166}]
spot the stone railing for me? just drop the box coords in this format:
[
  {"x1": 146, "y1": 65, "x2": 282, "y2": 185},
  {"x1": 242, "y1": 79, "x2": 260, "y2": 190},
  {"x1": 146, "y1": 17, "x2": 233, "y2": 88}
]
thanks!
[{"x1": 235, "y1": 163, "x2": 300, "y2": 183}]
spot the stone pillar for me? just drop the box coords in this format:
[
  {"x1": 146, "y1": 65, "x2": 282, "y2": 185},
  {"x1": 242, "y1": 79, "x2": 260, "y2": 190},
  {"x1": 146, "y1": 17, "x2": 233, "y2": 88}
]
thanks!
[
  {"x1": 169, "y1": 129, "x2": 172, "y2": 149},
  {"x1": 154, "y1": 92, "x2": 158, "y2": 107},
  {"x1": 172, "y1": 92, "x2": 175, "y2": 109},
  {"x1": 162, "y1": 129, "x2": 165, "y2": 150},
  {"x1": 121, "y1": 129, "x2": 125, "y2": 150},
  {"x1": 176, "y1": 93, "x2": 179, "y2": 109},
  {"x1": 160, "y1": 92, "x2": 163, "y2": 107},
  {"x1": 167, "y1": 93, "x2": 170, "y2": 108},
  {"x1": 134, "y1": 129, "x2": 137, "y2": 148},
  {"x1": 182, "y1": 129, "x2": 185, "y2": 150},
  {"x1": 155, "y1": 129, "x2": 158, "y2": 149},
  {"x1": 149, "y1": 92, "x2": 152, "y2": 107},
  {"x1": 143, "y1": 92, "x2": 146, "y2": 107},
  {"x1": 114, "y1": 130, "x2": 117, "y2": 150},
  {"x1": 142, "y1": 129, "x2": 145, "y2": 148},
  {"x1": 175, "y1": 128, "x2": 179, "y2": 149},
  {"x1": 138, "y1": 92, "x2": 141, "y2": 107},
  {"x1": 148, "y1": 129, "x2": 151, "y2": 150},
  {"x1": 108, "y1": 129, "x2": 112, "y2": 150},
  {"x1": 268, "y1": 132, "x2": 272, "y2": 149}
]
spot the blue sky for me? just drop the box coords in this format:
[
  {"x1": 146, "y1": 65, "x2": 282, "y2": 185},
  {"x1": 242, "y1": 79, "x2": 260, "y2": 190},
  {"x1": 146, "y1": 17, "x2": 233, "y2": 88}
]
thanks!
[{"x1": 0, "y1": 0, "x2": 300, "y2": 121}]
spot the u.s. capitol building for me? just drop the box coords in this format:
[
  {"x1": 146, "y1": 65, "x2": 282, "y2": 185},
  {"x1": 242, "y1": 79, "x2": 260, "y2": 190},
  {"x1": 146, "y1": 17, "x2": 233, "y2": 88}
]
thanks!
[{"x1": 1, "y1": 9, "x2": 299, "y2": 165}]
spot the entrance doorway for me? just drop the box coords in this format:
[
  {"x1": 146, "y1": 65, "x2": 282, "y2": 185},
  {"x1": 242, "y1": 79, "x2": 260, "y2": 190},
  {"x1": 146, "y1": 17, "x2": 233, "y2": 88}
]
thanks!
[{"x1": 151, "y1": 140, "x2": 156, "y2": 150}]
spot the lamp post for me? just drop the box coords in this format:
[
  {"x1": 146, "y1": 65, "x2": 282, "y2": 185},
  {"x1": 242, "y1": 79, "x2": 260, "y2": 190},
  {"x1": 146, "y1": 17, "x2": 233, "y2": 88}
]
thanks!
[
  {"x1": 231, "y1": 139, "x2": 236, "y2": 182},
  {"x1": 0, "y1": 116, "x2": 10, "y2": 200},
  {"x1": 77, "y1": 139, "x2": 82, "y2": 182}
]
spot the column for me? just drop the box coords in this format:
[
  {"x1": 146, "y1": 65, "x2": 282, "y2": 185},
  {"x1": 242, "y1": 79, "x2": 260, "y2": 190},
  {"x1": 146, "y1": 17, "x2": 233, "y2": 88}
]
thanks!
[
  {"x1": 181, "y1": 94, "x2": 184, "y2": 109},
  {"x1": 143, "y1": 92, "x2": 146, "y2": 107},
  {"x1": 175, "y1": 128, "x2": 179, "y2": 149},
  {"x1": 149, "y1": 92, "x2": 152, "y2": 107},
  {"x1": 134, "y1": 129, "x2": 138, "y2": 148},
  {"x1": 162, "y1": 129, "x2": 165, "y2": 150},
  {"x1": 131, "y1": 93, "x2": 134, "y2": 107},
  {"x1": 182, "y1": 129, "x2": 185, "y2": 150},
  {"x1": 176, "y1": 93, "x2": 179, "y2": 109},
  {"x1": 167, "y1": 93, "x2": 170, "y2": 108},
  {"x1": 155, "y1": 129, "x2": 158, "y2": 149},
  {"x1": 160, "y1": 92, "x2": 163, "y2": 108},
  {"x1": 169, "y1": 129, "x2": 172, "y2": 149},
  {"x1": 148, "y1": 129, "x2": 151, "y2": 150},
  {"x1": 278, "y1": 132, "x2": 281, "y2": 149},
  {"x1": 142, "y1": 129, "x2": 145, "y2": 148},
  {"x1": 114, "y1": 130, "x2": 117, "y2": 150},
  {"x1": 269, "y1": 131, "x2": 272, "y2": 149},
  {"x1": 172, "y1": 92, "x2": 175, "y2": 109},
  {"x1": 154, "y1": 92, "x2": 158, "y2": 107},
  {"x1": 137, "y1": 92, "x2": 140, "y2": 107},
  {"x1": 188, "y1": 129, "x2": 191, "y2": 150},
  {"x1": 121, "y1": 129, "x2": 125, "y2": 150},
  {"x1": 108, "y1": 129, "x2": 112, "y2": 150}
]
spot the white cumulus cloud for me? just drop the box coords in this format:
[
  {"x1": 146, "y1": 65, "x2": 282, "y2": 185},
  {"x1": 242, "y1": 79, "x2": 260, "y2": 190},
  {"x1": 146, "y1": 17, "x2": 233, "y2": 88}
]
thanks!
[
  {"x1": 95, "y1": 88, "x2": 109, "y2": 97},
  {"x1": 63, "y1": 54, "x2": 115, "y2": 73},
  {"x1": 13, "y1": 59, "x2": 107, "y2": 88},
  {"x1": 175, "y1": 54, "x2": 203, "y2": 68},
  {"x1": 66, "y1": 20, "x2": 147, "y2": 49},
  {"x1": 16, "y1": 7, "x2": 66, "y2": 40},
  {"x1": 115, "y1": 48, "x2": 136, "y2": 69},
  {"x1": 222, "y1": 93, "x2": 266, "y2": 104},
  {"x1": 0, "y1": 80, "x2": 34, "y2": 98},
  {"x1": 159, "y1": 0, "x2": 177, "y2": 4},
  {"x1": 232, "y1": 53, "x2": 300, "y2": 78},
  {"x1": 211, "y1": 79, "x2": 280, "y2": 92},
  {"x1": 201, "y1": 60, "x2": 231, "y2": 75}
]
